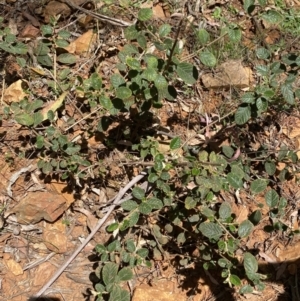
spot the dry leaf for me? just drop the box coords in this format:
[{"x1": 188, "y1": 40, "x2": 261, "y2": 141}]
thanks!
[
  {"x1": 74, "y1": 29, "x2": 96, "y2": 54},
  {"x1": 5, "y1": 258, "x2": 23, "y2": 275},
  {"x1": 3, "y1": 80, "x2": 27, "y2": 104}
]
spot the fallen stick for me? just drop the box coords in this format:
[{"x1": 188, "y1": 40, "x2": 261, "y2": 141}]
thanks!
[{"x1": 34, "y1": 170, "x2": 147, "y2": 297}]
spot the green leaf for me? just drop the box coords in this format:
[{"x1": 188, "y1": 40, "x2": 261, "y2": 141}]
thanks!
[
  {"x1": 118, "y1": 267, "x2": 133, "y2": 281},
  {"x1": 250, "y1": 179, "x2": 268, "y2": 194},
  {"x1": 57, "y1": 53, "x2": 77, "y2": 65},
  {"x1": 148, "y1": 197, "x2": 163, "y2": 210},
  {"x1": 42, "y1": 161, "x2": 53, "y2": 174},
  {"x1": 256, "y1": 97, "x2": 268, "y2": 111},
  {"x1": 107, "y1": 222, "x2": 119, "y2": 232},
  {"x1": 238, "y1": 220, "x2": 254, "y2": 238},
  {"x1": 196, "y1": 28, "x2": 210, "y2": 45},
  {"x1": 33, "y1": 111, "x2": 44, "y2": 126},
  {"x1": 126, "y1": 57, "x2": 141, "y2": 70},
  {"x1": 58, "y1": 30, "x2": 71, "y2": 39},
  {"x1": 128, "y1": 211, "x2": 140, "y2": 227},
  {"x1": 230, "y1": 274, "x2": 241, "y2": 286},
  {"x1": 262, "y1": 10, "x2": 283, "y2": 23},
  {"x1": 116, "y1": 87, "x2": 132, "y2": 100},
  {"x1": 227, "y1": 172, "x2": 243, "y2": 189},
  {"x1": 100, "y1": 96, "x2": 112, "y2": 110},
  {"x1": 37, "y1": 55, "x2": 53, "y2": 67},
  {"x1": 142, "y1": 68, "x2": 157, "y2": 81},
  {"x1": 235, "y1": 105, "x2": 251, "y2": 125},
  {"x1": 199, "y1": 51, "x2": 217, "y2": 67},
  {"x1": 137, "y1": 33, "x2": 147, "y2": 48},
  {"x1": 121, "y1": 200, "x2": 138, "y2": 211},
  {"x1": 132, "y1": 187, "x2": 145, "y2": 200},
  {"x1": 153, "y1": 74, "x2": 168, "y2": 89},
  {"x1": 124, "y1": 25, "x2": 139, "y2": 40},
  {"x1": 97, "y1": 116, "x2": 111, "y2": 131},
  {"x1": 265, "y1": 189, "x2": 279, "y2": 208},
  {"x1": 64, "y1": 145, "x2": 80, "y2": 155},
  {"x1": 139, "y1": 202, "x2": 152, "y2": 214},
  {"x1": 281, "y1": 83, "x2": 294, "y2": 104},
  {"x1": 109, "y1": 287, "x2": 130, "y2": 301},
  {"x1": 126, "y1": 240, "x2": 136, "y2": 252},
  {"x1": 227, "y1": 27, "x2": 242, "y2": 42},
  {"x1": 41, "y1": 24, "x2": 53, "y2": 36},
  {"x1": 170, "y1": 137, "x2": 181, "y2": 150},
  {"x1": 90, "y1": 72, "x2": 102, "y2": 90},
  {"x1": 185, "y1": 196, "x2": 197, "y2": 209},
  {"x1": 158, "y1": 24, "x2": 171, "y2": 37},
  {"x1": 199, "y1": 222, "x2": 223, "y2": 240},
  {"x1": 249, "y1": 210, "x2": 262, "y2": 225},
  {"x1": 243, "y1": 0, "x2": 255, "y2": 13},
  {"x1": 15, "y1": 113, "x2": 34, "y2": 126},
  {"x1": 138, "y1": 8, "x2": 153, "y2": 21},
  {"x1": 136, "y1": 248, "x2": 148, "y2": 258},
  {"x1": 36, "y1": 135, "x2": 44, "y2": 149},
  {"x1": 55, "y1": 39, "x2": 69, "y2": 48},
  {"x1": 176, "y1": 62, "x2": 198, "y2": 85},
  {"x1": 241, "y1": 92, "x2": 255, "y2": 104},
  {"x1": 219, "y1": 202, "x2": 231, "y2": 219},
  {"x1": 148, "y1": 173, "x2": 159, "y2": 183},
  {"x1": 243, "y1": 252, "x2": 258, "y2": 274},
  {"x1": 239, "y1": 284, "x2": 253, "y2": 294},
  {"x1": 256, "y1": 47, "x2": 270, "y2": 60}
]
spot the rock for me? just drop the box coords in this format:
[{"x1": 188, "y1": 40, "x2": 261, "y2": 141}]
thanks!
[
  {"x1": 43, "y1": 220, "x2": 68, "y2": 253},
  {"x1": 201, "y1": 60, "x2": 253, "y2": 89},
  {"x1": 4, "y1": 258, "x2": 24, "y2": 275},
  {"x1": 12, "y1": 191, "x2": 68, "y2": 224}
]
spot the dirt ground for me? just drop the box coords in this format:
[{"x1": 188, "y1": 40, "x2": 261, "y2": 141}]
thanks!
[{"x1": 1, "y1": 0, "x2": 300, "y2": 301}]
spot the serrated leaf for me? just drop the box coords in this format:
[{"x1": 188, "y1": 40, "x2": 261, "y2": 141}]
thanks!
[
  {"x1": 148, "y1": 173, "x2": 159, "y2": 183},
  {"x1": 250, "y1": 179, "x2": 268, "y2": 194},
  {"x1": 256, "y1": 47, "x2": 270, "y2": 60},
  {"x1": 158, "y1": 24, "x2": 171, "y2": 37},
  {"x1": 243, "y1": 252, "x2": 258, "y2": 274},
  {"x1": 265, "y1": 189, "x2": 279, "y2": 208},
  {"x1": 124, "y1": 25, "x2": 139, "y2": 40},
  {"x1": 256, "y1": 65, "x2": 269, "y2": 76},
  {"x1": 57, "y1": 53, "x2": 77, "y2": 65},
  {"x1": 281, "y1": 83, "x2": 294, "y2": 104},
  {"x1": 185, "y1": 196, "x2": 197, "y2": 209},
  {"x1": 238, "y1": 220, "x2": 254, "y2": 238},
  {"x1": 176, "y1": 62, "x2": 198, "y2": 85},
  {"x1": 121, "y1": 199, "x2": 138, "y2": 211},
  {"x1": 262, "y1": 10, "x2": 283, "y2": 24},
  {"x1": 90, "y1": 72, "x2": 102, "y2": 90},
  {"x1": 227, "y1": 27, "x2": 242, "y2": 42},
  {"x1": 243, "y1": 0, "x2": 255, "y2": 13},
  {"x1": 148, "y1": 197, "x2": 163, "y2": 210},
  {"x1": 227, "y1": 172, "x2": 243, "y2": 189},
  {"x1": 138, "y1": 8, "x2": 153, "y2": 21},
  {"x1": 136, "y1": 248, "x2": 148, "y2": 258},
  {"x1": 235, "y1": 105, "x2": 251, "y2": 125},
  {"x1": 55, "y1": 39, "x2": 69, "y2": 48},
  {"x1": 33, "y1": 111, "x2": 44, "y2": 126},
  {"x1": 126, "y1": 57, "x2": 140, "y2": 70},
  {"x1": 241, "y1": 92, "x2": 255, "y2": 104},
  {"x1": 199, "y1": 222, "x2": 223, "y2": 240},
  {"x1": 100, "y1": 96, "x2": 112, "y2": 110},
  {"x1": 219, "y1": 202, "x2": 231, "y2": 219},
  {"x1": 118, "y1": 267, "x2": 133, "y2": 281},
  {"x1": 256, "y1": 97, "x2": 268, "y2": 111},
  {"x1": 126, "y1": 239, "x2": 135, "y2": 252},
  {"x1": 239, "y1": 284, "x2": 253, "y2": 294},
  {"x1": 41, "y1": 24, "x2": 53, "y2": 36},
  {"x1": 199, "y1": 51, "x2": 217, "y2": 67},
  {"x1": 15, "y1": 113, "x2": 34, "y2": 126},
  {"x1": 116, "y1": 87, "x2": 132, "y2": 100},
  {"x1": 170, "y1": 136, "x2": 181, "y2": 150},
  {"x1": 128, "y1": 211, "x2": 140, "y2": 227},
  {"x1": 153, "y1": 74, "x2": 168, "y2": 89},
  {"x1": 142, "y1": 68, "x2": 157, "y2": 81},
  {"x1": 139, "y1": 202, "x2": 152, "y2": 214},
  {"x1": 137, "y1": 33, "x2": 147, "y2": 48},
  {"x1": 102, "y1": 262, "x2": 118, "y2": 286},
  {"x1": 37, "y1": 55, "x2": 53, "y2": 67},
  {"x1": 42, "y1": 161, "x2": 53, "y2": 174},
  {"x1": 196, "y1": 28, "x2": 210, "y2": 45},
  {"x1": 132, "y1": 186, "x2": 145, "y2": 200}
]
